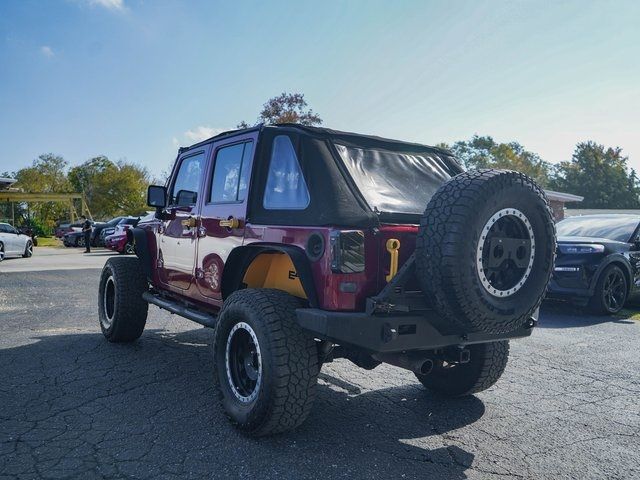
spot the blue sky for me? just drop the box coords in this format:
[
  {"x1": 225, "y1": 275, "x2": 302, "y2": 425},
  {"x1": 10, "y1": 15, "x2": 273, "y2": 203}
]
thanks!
[{"x1": 1, "y1": 0, "x2": 639, "y2": 178}]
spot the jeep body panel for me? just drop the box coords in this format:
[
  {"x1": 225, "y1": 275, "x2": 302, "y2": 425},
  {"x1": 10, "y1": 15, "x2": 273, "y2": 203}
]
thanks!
[{"x1": 137, "y1": 125, "x2": 494, "y2": 323}]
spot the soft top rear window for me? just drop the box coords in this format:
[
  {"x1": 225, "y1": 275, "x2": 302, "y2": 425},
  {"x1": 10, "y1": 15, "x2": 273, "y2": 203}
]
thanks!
[{"x1": 334, "y1": 143, "x2": 459, "y2": 215}]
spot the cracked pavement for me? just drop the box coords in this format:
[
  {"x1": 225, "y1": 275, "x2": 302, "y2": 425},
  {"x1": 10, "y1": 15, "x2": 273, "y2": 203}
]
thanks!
[{"x1": 1, "y1": 268, "x2": 639, "y2": 479}]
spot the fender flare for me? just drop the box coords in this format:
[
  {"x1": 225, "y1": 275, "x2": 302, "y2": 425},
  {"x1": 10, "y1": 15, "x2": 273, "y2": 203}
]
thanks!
[
  {"x1": 221, "y1": 243, "x2": 319, "y2": 308},
  {"x1": 132, "y1": 227, "x2": 154, "y2": 282},
  {"x1": 589, "y1": 253, "x2": 633, "y2": 295}
]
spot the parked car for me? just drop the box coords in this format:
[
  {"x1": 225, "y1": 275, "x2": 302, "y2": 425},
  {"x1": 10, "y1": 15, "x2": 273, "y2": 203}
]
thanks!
[
  {"x1": 91, "y1": 216, "x2": 126, "y2": 247},
  {"x1": 0, "y1": 222, "x2": 33, "y2": 261},
  {"x1": 104, "y1": 219, "x2": 139, "y2": 254},
  {"x1": 99, "y1": 217, "x2": 138, "y2": 245},
  {"x1": 63, "y1": 230, "x2": 87, "y2": 248},
  {"x1": 55, "y1": 221, "x2": 82, "y2": 238},
  {"x1": 97, "y1": 124, "x2": 555, "y2": 436},
  {"x1": 54, "y1": 222, "x2": 70, "y2": 238},
  {"x1": 548, "y1": 214, "x2": 640, "y2": 314}
]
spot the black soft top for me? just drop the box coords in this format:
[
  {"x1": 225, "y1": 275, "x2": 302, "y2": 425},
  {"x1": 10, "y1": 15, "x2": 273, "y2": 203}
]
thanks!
[{"x1": 183, "y1": 124, "x2": 462, "y2": 227}]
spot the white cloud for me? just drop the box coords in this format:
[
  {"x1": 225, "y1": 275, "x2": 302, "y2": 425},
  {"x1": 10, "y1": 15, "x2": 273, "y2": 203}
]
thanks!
[
  {"x1": 88, "y1": 0, "x2": 126, "y2": 11},
  {"x1": 184, "y1": 126, "x2": 226, "y2": 143},
  {"x1": 40, "y1": 46, "x2": 54, "y2": 57},
  {"x1": 171, "y1": 126, "x2": 228, "y2": 152}
]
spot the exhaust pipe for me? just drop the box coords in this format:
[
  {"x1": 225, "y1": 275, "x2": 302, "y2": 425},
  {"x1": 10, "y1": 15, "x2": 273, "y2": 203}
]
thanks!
[{"x1": 373, "y1": 352, "x2": 434, "y2": 375}]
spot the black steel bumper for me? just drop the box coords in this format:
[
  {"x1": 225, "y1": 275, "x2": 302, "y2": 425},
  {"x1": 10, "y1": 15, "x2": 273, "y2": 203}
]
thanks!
[{"x1": 296, "y1": 308, "x2": 537, "y2": 354}]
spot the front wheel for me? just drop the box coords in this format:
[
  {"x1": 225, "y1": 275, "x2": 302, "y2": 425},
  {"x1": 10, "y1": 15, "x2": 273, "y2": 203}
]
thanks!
[
  {"x1": 588, "y1": 265, "x2": 627, "y2": 315},
  {"x1": 415, "y1": 341, "x2": 509, "y2": 397},
  {"x1": 22, "y1": 240, "x2": 33, "y2": 258},
  {"x1": 98, "y1": 257, "x2": 149, "y2": 342},
  {"x1": 213, "y1": 289, "x2": 319, "y2": 436}
]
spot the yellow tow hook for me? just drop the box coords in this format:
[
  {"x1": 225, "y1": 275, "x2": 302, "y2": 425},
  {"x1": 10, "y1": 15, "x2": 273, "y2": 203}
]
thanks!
[{"x1": 386, "y1": 238, "x2": 401, "y2": 282}]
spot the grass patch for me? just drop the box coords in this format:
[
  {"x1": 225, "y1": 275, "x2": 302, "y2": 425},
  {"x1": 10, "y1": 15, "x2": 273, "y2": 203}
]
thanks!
[
  {"x1": 616, "y1": 308, "x2": 640, "y2": 321},
  {"x1": 36, "y1": 237, "x2": 63, "y2": 247}
]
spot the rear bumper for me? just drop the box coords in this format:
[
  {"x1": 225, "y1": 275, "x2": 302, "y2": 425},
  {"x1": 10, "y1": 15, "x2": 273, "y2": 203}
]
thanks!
[
  {"x1": 105, "y1": 235, "x2": 126, "y2": 251},
  {"x1": 296, "y1": 308, "x2": 536, "y2": 353}
]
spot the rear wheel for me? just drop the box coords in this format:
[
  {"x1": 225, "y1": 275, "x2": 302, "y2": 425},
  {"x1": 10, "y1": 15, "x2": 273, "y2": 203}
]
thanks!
[
  {"x1": 213, "y1": 289, "x2": 319, "y2": 436},
  {"x1": 98, "y1": 257, "x2": 148, "y2": 342},
  {"x1": 588, "y1": 265, "x2": 627, "y2": 315},
  {"x1": 22, "y1": 240, "x2": 33, "y2": 258},
  {"x1": 415, "y1": 341, "x2": 509, "y2": 397}
]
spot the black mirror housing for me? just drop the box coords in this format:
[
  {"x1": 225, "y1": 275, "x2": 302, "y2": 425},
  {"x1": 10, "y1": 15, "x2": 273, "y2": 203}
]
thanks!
[{"x1": 147, "y1": 185, "x2": 167, "y2": 208}]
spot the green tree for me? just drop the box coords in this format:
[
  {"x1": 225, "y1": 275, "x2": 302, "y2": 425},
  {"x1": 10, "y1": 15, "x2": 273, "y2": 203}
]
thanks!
[
  {"x1": 238, "y1": 92, "x2": 322, "y2": 128},
  {"x1": 442, "y1": 135, "x2": 551, "y2": 186},
  {"x1": 550, "y1": 142, "x2": 640, "y2": 208},
  {"x1": 13, "y1": 154, "x2": 73, "y2": 230},
  {"x1": 69, "y1": 157, "x2": 150, "y2": 218}
]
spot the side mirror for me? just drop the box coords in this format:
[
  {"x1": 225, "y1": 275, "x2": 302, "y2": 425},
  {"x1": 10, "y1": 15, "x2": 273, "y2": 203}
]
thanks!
[
  {"x1": 147, "y1": 185, "x2": 167, "y2": 208},
  {"x1": 175, "y1": 189, "x2": 197, "y2": 207}
]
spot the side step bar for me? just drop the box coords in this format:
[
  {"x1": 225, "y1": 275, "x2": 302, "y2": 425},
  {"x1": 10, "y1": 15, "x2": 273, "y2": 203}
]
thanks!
[{"x1": 142, "y1": 291, "x2": 218, "y2": 328}]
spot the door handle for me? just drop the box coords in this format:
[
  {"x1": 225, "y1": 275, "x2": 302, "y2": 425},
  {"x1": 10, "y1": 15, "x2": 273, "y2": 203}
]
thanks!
[{"x1": 219, "y1": 218, "x2": 240, "y2": 229}]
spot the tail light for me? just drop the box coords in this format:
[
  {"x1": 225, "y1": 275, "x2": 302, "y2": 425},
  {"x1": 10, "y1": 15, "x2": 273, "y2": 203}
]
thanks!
[{"x1": 330, "y1": 230, "x2": 365, "y2": 273}]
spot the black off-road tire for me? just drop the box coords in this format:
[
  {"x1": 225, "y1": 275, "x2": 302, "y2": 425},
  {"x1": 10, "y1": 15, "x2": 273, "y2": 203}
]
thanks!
[
  {"x1": 588, "y1": 264, "x2": 628, "y2": 315},
  {"x1": 415, "y1": 341, "x2": 510, "y2": 397},
  {"x1": 98, "y1": 257, "x2": 148, "y2": 342},
  {"x1": 22, "y1": 240, "x2": 33, "y2": 258},
  {"x1": 213, "y1": 289, "x2": 319, "y2": 436},
  {"x1": 416, "y1": 169, "x2": 555, "y2": 334}
]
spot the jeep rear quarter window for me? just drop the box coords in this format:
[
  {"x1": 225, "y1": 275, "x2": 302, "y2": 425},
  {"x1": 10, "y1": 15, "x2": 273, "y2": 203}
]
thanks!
[
  {"x1": 263, "y1": 135, "x2": 310, "y2": 210},
  {"x1": 209, "y1": 141, "x2": 253, "y2": 203},
  {"x1": 170, "y1": 152, "x2": 206, "y2": 206}
]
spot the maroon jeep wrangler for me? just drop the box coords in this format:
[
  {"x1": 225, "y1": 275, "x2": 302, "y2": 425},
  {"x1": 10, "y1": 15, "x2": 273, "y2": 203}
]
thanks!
[{"x1": 98, "y1": 124, "x2": 555, "y2": 436}]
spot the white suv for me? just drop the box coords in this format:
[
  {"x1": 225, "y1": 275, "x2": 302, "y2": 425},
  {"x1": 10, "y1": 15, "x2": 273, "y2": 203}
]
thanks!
[{"x1": 0, "y1": 223, "x2": 33, "y2": 261}]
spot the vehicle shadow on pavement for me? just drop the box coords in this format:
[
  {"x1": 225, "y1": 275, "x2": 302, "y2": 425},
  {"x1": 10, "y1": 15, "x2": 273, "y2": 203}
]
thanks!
[
  {"x1": 1, "y1": 328, "x2": 482, "y2": 479},
  {"x1": 539, "y1": 302, "x2": 636, "y2": 328}
]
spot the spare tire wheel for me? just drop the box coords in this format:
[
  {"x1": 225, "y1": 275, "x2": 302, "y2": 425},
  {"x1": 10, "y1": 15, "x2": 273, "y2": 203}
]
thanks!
[{"x1": 415, "y1": 169, "x2": 556, "y2": 334}]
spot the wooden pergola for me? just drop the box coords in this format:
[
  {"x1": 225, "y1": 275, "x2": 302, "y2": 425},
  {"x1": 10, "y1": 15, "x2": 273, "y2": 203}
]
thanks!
[{"x1": 0, "y1": 191, "x2": 92, "y2": 224}]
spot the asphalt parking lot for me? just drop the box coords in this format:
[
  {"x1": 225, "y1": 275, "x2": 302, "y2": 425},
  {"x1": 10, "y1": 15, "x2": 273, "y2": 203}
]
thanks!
[{"x1": 1, "y1": 249, "x2": 639, "y2": 479}]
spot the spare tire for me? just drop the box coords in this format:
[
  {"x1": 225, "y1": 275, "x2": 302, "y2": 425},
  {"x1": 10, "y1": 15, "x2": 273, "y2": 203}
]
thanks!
[{"x1": 416, "y1": 169, "x2": 555, "y2": 334}]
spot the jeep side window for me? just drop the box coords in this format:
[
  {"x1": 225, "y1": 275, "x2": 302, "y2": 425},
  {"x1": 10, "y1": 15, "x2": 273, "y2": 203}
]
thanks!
[
  {"x1": 169, "y1": 152, "x2": 205, "y2": 207},
  {"x1": 209, "y1": 141, "x2": 254, "y2": 203},
  {"x1": 263, "y1": 135, "x2": 310, "y2": 210}
]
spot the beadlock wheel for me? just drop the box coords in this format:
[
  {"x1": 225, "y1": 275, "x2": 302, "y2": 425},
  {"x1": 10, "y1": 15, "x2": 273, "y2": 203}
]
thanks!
[
  {"x1": 476, "y1": 208, "x2": 535, "y2": 298},
  {"x1": 416, "y1": 169, "x2": 556, "y2": 334},
  {"x1": 225, "y1": 322, "x2": 263, "y2": 403}
]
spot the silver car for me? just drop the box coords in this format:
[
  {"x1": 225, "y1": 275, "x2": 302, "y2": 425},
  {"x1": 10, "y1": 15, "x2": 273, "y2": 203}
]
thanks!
[{"x1": 0, "y1": 222, "x2": 33, "y2": 261}]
